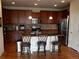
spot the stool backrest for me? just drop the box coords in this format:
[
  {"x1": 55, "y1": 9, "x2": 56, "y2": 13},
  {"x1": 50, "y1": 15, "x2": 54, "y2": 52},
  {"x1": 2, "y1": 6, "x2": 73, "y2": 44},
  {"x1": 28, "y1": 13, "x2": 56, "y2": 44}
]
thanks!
[
  {"x1": 38, "y1": 35, "x2": 48, "y2": 42},
  {"x1": 50, "y1": 36, "x2": 58, "y2": 42},
  {"x1": 22, "y1": 35, "x2": 31, "y2": 42},
  {"x1": 55, "y1": 36, "x2": 58, "y2": 41}
]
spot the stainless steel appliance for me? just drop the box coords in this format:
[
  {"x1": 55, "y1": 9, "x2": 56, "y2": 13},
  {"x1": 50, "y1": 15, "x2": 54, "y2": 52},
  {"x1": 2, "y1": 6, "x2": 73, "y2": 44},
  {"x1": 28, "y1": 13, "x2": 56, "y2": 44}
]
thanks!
[
  {"x1": 31, "y1": 18, "x2": 41, "y2": 35},
  {"x1": 60, "y1": 16, "x2": 69, "y2": 45},
  {"x1": 32, "y1": 18, "x2": 39, "y2": 24}
]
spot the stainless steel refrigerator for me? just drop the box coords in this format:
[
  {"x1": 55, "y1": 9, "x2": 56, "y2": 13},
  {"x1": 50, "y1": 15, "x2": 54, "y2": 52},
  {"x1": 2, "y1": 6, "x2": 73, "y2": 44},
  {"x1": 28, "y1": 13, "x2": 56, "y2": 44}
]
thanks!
[{"x1": 60, "y1": 16, "x2": 69, "y2": 45}]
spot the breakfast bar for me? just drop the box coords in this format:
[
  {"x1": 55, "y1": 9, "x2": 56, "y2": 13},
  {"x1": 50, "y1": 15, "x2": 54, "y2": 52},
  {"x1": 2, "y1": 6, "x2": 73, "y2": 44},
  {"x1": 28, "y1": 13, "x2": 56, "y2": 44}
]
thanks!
[{"x1": 17, "y1": 32, "x2": 63, "y2": 54}]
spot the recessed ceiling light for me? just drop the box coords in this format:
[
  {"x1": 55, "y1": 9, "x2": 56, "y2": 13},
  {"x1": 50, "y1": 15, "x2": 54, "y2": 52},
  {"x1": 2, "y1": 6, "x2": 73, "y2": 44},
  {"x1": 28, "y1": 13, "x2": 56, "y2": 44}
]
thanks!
[
  {"x1": 54, "y1": 4, "x2": 57, "y2": 7},
  {"x1": 11, "y1": 1, "x2": 15, "y2": 5},
  {"x1": 61, "y1": 0, "x2": 65, "y2": 3},
  {"x1": 34, "y1": 3, "x2": 38, "y2": 6}
]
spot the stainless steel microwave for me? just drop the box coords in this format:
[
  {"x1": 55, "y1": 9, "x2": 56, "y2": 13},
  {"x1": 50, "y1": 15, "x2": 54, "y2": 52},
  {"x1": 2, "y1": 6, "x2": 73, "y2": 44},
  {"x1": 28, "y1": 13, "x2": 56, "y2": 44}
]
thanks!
[{"x1": 32, "y1": 18, "x2": 38, "y2": 24}]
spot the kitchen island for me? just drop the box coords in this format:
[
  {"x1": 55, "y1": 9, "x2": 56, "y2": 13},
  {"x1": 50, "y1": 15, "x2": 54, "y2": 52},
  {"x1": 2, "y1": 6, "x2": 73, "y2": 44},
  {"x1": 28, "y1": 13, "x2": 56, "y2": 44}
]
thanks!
[{"x1": 20, "y1": 33, "x2": 63, "y2": 54}]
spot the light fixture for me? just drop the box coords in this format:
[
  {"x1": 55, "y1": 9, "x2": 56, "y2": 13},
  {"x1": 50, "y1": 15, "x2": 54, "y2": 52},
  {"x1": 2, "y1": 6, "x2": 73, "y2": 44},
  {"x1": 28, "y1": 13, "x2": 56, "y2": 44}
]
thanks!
[
  {"x1": 61, "y1": 0, "x2": 65, "y2": 3},
  {"x1": 11, "y1": 1, "x2": 15, "y2": 5},
  {"x1": 54, "y1": 4, "x2": 57, "y2": 7},
  {"x1": 28, "y1": 16, "x2": 32, "y2": 19},
  {"x1": 34, "y1": 3, "x2": 38, "y2": 6},
  {"x1": 49, "y1": 16, "x2": 53, "y2": 20}
]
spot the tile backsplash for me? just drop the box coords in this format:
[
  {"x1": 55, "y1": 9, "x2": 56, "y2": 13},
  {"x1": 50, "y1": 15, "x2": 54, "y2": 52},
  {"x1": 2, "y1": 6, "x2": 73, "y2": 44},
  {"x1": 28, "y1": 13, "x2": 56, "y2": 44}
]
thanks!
[
  {"x1": 41, "y1": 24, "x2": 58, "y2": 29},
  {"x1": 3, "y1": 24, "x2": 58, "y2": 31}
]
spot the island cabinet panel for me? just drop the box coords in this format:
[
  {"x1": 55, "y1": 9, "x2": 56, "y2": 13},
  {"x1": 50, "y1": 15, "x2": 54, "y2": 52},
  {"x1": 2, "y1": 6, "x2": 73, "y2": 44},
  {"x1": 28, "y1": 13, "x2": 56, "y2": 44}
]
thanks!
[{"x1": 4, "y1": 31, "x2": 20, "y2": 42}]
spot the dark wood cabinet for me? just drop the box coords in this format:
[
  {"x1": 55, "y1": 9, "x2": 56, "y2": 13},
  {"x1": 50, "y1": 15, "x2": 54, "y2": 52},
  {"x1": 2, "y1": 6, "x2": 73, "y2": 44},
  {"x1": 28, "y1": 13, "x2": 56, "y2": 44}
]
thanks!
[
  {"x1": 40, "y1": 11, "x2": 59, "y2": 24},
  {"x1": 3, "y1": 10, "x2": 18, "y2": 24},
  {"x1": 32, "y1": 12, "x2": 40, "y2": 18},
  {"x1": 3, "y1": 9, "x2": 66, "y2": 24},
  {"x1": 9, "y1": 10, "x2": 18, "y2": 24},
  {"x1": 25, "y1": 10, "x2": 32, "y2": 24},
  {"x1": 40, "y1": 11, "x2": 48, "y2": 24},
  {"x1": 3, "y1": 9, "x2": 7, "y2": 24},
  {"x1": 62, "y1": 10, "x2": 69, "y2": 19},
  {"x1": 18, "y1": 10, "x2": 26, "y2": 24},
  {"x1": 18, "y1": 10, "x2": 32, "y2": 24},
  {"x1": 3, "y1": 9, "x2": 11, "y2": 24}
]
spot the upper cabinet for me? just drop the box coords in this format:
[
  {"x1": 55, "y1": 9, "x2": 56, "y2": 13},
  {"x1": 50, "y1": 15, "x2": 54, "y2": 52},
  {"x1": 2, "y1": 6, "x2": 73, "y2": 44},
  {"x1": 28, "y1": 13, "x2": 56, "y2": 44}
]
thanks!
[
  {"x1": 40, "y1": 11, "x2": 59, "y2": 24},
  {"x1": 18, "y1": 10, "x2": 32, "y2": 24},
  {"x1": 32, "y1": 12, "x2": 40, "y2": 18},
  {"x1": 62, "y1": 10, "x2": 69, "y2": 19},
  {"x1": 40, "y1": 11, "x2": 48, "y2": 24},
  {"x1": 3, "y1": 10, "x2": 18, "y2": 24},
  {"x1": 9, "y1": 10, "x2": 18, "y2": 24},
  {"x1": 3, "y1": 9, "x2": 69, "y2": 25},
  {"x1": 18, "y1": 10, "x2": 26, "y2": 24},
  {"x1": 25, "y1": 10, "x2": 32, "y2": 24},
  {"x1": 3, "y1": 9, "x2": 8, "y2": 24},
  {"x1": 3, "y1": 9, "x2": 32, "y2": 25}
]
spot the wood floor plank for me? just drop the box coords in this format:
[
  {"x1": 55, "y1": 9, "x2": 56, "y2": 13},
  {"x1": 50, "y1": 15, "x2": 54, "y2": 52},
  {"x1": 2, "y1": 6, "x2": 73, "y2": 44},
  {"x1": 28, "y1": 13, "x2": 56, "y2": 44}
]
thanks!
[{"x1": 0, "y1": 41, "x2": 79, "y2": 59}]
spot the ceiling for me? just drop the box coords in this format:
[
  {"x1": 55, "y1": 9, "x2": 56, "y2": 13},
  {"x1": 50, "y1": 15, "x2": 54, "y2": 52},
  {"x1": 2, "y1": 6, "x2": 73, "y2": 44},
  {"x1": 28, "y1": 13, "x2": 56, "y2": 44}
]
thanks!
[{"x1": 2, "y1": 0, "x2": 71, "y2": 9}]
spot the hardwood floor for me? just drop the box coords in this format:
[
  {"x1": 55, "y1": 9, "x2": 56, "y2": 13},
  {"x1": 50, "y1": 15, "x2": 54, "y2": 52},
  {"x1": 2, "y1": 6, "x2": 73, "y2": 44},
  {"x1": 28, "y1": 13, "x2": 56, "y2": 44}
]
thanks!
[{"x1": 0, "y1": 41, "x2": 79, "y2": 59}]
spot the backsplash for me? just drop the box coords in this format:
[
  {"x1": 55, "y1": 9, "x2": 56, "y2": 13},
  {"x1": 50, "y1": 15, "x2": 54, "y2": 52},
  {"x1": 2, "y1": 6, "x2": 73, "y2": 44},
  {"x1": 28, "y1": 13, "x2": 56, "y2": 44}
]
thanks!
[
  {"x1": 3, "y1": 24, "x2": 58, "y2": 31},
  {"x1": 41, "y1": 24, "x2": 58, "y2": 29}
]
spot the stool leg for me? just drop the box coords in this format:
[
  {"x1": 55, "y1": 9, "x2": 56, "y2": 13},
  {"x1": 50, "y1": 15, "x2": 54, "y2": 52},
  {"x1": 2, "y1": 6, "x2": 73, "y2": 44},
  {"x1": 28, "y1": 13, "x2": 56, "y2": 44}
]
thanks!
[
  {"x1": 27, "y1": 47, "x2": 29, "y2": 54},
  {"x1": 27, "y1": 47, "x2": 30, "y2": 54},
  {"x1": 52, "y1": 45, "x2": 55, "y2": 52},
  {"x1": 28, "y1": 47, "x2": 30, "y2": 54},
  {"x1": 44, "y1": 45, "x2": 46, "y2": 55},
  {"x1": 38, "y1": 45, "x2": 40, "y2": 53}
]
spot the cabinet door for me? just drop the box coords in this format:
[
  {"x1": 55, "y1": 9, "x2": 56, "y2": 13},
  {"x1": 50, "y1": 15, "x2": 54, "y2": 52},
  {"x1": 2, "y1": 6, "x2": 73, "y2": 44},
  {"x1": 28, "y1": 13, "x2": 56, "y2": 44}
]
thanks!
[
  {"x1": 9, "y1": 10, "x2": 18, "y2": 24},
  {"x1": 47, "y1": 11, "x2": 54, "y2": 24},
  {"x1": 57, "y1": 12, "x2": 63, "y2": 24},
  {"x1": 25, "y1": 10, "x2": 32, "y2": 24},
  {"x1": 32, "y1": 12, "x2": 40, "y2": 18},
  {"x1": 52, "y1": 12, "x2": 59, "y2": 24},
  {"x1": 40, "y1": 11, "x2": 48, "y2": 24},
  {"x1": 18, "y1": 10, "x2": 26, "y2": 24},
  {"x1": 62, "y1": 10, "x2": 69, "y2": 19},
  {"x1": 3, "y1": 9, "x2": 8, "y2": 24},
  {"x1": 3, "y1": 10, "x2": 12, "y2": 24}
]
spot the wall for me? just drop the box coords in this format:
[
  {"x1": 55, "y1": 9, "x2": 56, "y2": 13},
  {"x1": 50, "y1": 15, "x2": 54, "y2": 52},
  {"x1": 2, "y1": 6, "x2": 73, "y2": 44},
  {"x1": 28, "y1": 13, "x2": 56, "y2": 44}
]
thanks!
[
  {"x1": 0, "y1": 0, "x2": 4, "y2": 56},
  {"x1": 68, "y1": 0, "x2": 79, "y2": 52}
]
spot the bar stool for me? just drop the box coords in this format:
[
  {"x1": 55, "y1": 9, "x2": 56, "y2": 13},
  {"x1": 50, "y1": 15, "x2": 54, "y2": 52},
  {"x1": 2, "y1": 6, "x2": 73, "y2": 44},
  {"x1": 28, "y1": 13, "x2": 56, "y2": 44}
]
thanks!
[
  {"x1": 37, "y1": 35, "x2": 48, "y2": 55},
  {"x1": 51, "y1": 36, "x2": 59, "y2": 53},
  {"x1": 21, "y1": 35, "x2": 31, "y2": 54}
]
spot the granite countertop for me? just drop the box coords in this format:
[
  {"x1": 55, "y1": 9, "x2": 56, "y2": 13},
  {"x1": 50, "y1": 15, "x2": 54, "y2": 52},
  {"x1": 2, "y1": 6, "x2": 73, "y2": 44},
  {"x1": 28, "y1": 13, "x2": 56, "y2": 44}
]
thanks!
[{"x1": 30, "y1": 33, "x2": 64, "y2": 36}]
